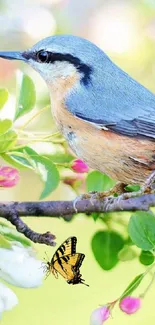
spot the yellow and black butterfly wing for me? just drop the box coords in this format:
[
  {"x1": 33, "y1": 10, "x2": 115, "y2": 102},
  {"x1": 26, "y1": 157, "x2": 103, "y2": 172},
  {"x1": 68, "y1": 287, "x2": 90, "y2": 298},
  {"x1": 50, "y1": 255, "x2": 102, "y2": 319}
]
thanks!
[
  {"x1": 52, "y1": 253, "x2": 85, "y2": 281},
  {"x1": 70, "y1": 253, "x2": 85, "y2": 272},
  {"x1": 51, "y1": 236, "x2": 77, "y2": 264},
  {"x1": 65, "y1": 253, "x2": 88, "y2": 285},
  {"x1": 52, "y1": 259, "x2": 74, "y2": 281}
]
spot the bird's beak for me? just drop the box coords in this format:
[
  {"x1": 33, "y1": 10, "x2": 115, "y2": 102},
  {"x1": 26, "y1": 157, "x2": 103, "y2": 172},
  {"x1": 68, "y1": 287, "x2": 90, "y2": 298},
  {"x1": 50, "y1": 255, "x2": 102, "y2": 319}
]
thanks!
[{"x1": 0, "y1": 51, "x2": 26, "y2": 61}]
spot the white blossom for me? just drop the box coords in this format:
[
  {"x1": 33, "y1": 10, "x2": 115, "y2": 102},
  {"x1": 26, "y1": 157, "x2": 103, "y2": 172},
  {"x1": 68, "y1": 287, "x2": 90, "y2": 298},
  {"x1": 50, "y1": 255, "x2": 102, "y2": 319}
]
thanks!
[
  {"x1": 0, "y1": 282, "x2": 18, "y2": 319},
  {"x1": 0, "y1": 243, "x2": 45, "y2": 288}
]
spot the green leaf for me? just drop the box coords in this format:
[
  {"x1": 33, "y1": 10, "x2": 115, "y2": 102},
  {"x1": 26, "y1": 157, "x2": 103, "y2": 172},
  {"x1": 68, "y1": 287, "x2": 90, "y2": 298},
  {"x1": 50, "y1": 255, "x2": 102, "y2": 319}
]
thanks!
[
  {"x1": 4, "y1": 233, "x2": 31, "y2": 247},
  {"x1": 6, "y1": 151, "x2": 33, "y2": 169},
  {"x1": 91, "y1": 231, "x2": 124, "y2": 270},
  {"x1": 0, "y1": 224, "x2": 31, "y2": 247},
  {"x1": 86, "y1": 171, "x2": 116, "y2": 192},
  {"x1": 10, "y1": 147, "x2": 60, "y2": 198},
  {"x1": 22, "y1": 147, "x2": 60, "y2": 199},
  {"x1": 118, "y1": 245, "x2": 137, "y2": 261},
  {"x1": 128, "y1": 211, "x2": 155, "y2": 250},
  {"x1": 91, "y1": 212, "x2": 100, "y2": 221},
  {"x1": 139, "y1": 250, "x2": 155, "y2": 265},
  {"x1": 0, "y1": 234, "x2": 11, "y2": 249},
  {"x1": 39, "y1": 156, "x2": 60, "y2": 199},
  {"x1": 0, "y1": 88, "x2": 9, "y2": 110},
  {"x1": 120, "y1": 273, "x2": 144, "y2": 300},
  {"x1": 0, "y1": 119, "x2": 12, "y2": 136},
  {"x1": 0, "y1": 130, "x2": 17, "y2": 153},
  {"x1": 15, "y1": 71, "x2": 36, "y2": 119},
  {"x1": 125, "y1": 184, "x2": 141, "y2": 192},
  {"x1": 1, "y1": 153, "x2": 30, "y2": 169}
]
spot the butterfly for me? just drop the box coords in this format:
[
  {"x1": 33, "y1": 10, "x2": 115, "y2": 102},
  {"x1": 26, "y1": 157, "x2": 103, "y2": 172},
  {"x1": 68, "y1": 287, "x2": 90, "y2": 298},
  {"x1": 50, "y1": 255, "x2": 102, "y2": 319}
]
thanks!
[{"x1": 45, "y1": 236, "x2": 89, "y2": 286}]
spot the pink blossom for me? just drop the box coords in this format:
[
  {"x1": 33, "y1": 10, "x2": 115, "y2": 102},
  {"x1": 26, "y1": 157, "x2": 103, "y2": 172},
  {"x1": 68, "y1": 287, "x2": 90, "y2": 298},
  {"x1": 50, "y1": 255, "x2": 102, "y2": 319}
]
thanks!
[
  {"x1": 0, "y1": 166, "x2": 19, "y2": 187},
  {"x1": 119, "y1": 296, "x2": 141, "y2": 315},
  {"x1": 71, "y1": 159, "x2": 89, "y2": 173},
  {"x1": 90, "y1": 306, "x2": 110, "y2": 325}
]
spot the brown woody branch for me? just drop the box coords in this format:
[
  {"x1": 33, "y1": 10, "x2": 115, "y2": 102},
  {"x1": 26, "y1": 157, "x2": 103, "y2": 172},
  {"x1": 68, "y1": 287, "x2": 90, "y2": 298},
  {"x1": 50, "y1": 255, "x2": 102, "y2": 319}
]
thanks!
[
  {"x1": 6, "y1": 211, "x2": 56, "y2": 246},
  {"x1": 1, "y1": 193, "x2": 155, "y2": 246}
]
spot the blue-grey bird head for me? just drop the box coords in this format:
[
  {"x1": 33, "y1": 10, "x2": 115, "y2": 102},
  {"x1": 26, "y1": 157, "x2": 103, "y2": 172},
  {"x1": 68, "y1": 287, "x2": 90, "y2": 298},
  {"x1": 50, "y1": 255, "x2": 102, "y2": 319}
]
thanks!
[
  {"x1": 26, "y1": 35, "x2": 99, "y2": 84},
  {"x1": 0, "y1": 35, "x2": 104, "y2": 85}
]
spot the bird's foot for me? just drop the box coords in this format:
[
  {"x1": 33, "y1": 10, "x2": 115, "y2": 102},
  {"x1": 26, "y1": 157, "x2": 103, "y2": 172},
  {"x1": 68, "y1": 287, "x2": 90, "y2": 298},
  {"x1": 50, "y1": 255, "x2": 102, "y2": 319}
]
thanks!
[
  {"x1": 72, "y1": 183, "x2": 125, "y2": 213},
  {"x1": 72, "y1": 172, "x2": 155, "y2": 213},
  {"x1": 73, "y1": 191, "x2": 97, "y2": 213}
]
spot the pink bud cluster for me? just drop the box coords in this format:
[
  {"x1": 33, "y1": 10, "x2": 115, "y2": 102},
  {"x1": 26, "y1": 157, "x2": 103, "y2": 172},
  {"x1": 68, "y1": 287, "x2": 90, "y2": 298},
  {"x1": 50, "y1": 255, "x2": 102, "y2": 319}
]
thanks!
[
  {"x1": 0, "y1": 166, "x2": 19, "y2": 188},
  {"x1": 119, "y1": 296, "x2": 141, "y2": 314},
  {"x1": 90, "y1": 297, "x2": 141, "y2": 324},
  {"x1": 71, "y1": 159, "x2": 89, "y2": 173}
]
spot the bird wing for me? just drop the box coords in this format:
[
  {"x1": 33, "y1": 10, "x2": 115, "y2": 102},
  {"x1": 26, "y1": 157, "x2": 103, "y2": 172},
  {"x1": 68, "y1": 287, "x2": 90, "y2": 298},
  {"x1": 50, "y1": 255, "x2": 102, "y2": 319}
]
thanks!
[
  {"x1": 75, "y1": 113, "x2": 155, "y2": 139},
  {"x1": 66, "y1": 60, "x2": 155, "y2": 139}
]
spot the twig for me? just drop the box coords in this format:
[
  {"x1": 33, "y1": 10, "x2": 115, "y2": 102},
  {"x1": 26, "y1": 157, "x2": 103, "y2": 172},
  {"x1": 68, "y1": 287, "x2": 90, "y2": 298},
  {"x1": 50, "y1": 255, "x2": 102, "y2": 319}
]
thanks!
[{"x1": 5, "y1": 211, "x2": 56, "y2": 246}]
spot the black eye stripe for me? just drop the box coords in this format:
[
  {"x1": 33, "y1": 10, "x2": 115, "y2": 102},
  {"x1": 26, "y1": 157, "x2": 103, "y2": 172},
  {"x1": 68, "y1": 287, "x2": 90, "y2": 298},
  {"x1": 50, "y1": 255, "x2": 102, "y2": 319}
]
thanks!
[{"x1": 22, "y1": 50, "x2": 92, "y2": 86}]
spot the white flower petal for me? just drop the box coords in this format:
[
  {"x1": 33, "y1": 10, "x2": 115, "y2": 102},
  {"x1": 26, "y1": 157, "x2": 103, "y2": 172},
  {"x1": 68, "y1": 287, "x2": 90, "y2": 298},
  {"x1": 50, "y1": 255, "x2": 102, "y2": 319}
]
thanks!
[
  {"x1": 0, "y1": 282, "x2": 18, "y2": 311},
  {"x1": 0, "y1": 244, "x2": 45, "y2": 288},
  {"x1": 0, "y1": 298, "x2": 4, "y2": 313}
]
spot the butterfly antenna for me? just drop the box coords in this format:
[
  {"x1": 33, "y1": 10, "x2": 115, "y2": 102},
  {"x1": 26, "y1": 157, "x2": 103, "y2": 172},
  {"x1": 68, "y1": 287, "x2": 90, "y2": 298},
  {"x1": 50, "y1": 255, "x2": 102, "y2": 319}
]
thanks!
[{"x1": 44, "y1": 251, "x2": 49, "y2": 262}]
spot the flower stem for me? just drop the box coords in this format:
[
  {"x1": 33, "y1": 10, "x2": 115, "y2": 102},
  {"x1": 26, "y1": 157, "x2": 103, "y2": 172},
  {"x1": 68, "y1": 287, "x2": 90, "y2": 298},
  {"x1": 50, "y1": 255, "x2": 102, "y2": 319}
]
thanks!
[
  {"x1": 140, "y1": 271, "x2": 155, "y2": 298},
  {"x1": 19, "y1": 105, "x2": 50, "y2": 131}
]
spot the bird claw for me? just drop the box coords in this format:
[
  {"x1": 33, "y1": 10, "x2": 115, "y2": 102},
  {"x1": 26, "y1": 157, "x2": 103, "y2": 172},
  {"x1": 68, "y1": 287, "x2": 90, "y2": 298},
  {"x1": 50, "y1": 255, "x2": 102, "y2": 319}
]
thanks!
[
  {"x1": 87, "y1": 192, "x2": 100, "y2": 206},
  {"x1": 73, "y1": 195, "x2": 82, "y2": 213},
  {"x1": 104, "y1": 196, "x2": 117, "y2": 211},
  {"x1": 72, "y1": 191, "x2": 98, "y2": 213}
]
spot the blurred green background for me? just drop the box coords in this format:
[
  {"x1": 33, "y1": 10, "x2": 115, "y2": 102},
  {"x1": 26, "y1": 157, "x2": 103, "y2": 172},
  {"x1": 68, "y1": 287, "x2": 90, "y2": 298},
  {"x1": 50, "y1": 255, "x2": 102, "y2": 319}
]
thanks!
[{"x1": 1, "y1": 0, "x2": 155, "y2": 324}]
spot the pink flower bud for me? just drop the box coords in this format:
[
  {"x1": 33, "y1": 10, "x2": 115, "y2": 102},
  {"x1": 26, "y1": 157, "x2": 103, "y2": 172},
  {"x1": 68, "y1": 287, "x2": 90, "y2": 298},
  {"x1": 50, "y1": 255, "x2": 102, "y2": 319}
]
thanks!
[
  {"x1": 90, "y1": 306, "x2": 110, "y2": 325},
  {"x1": 0, "y1": 167, "x2": 19, "y2": 188},
  {"x1": 119, "y1": 296, "x2": 141, "y2": 315},
  {"x1": 63, "y1": 174, "x2": 84, "y2": 186},
  {"x1": 71, "y1": 159, "x2": 89, "y2": 173}
]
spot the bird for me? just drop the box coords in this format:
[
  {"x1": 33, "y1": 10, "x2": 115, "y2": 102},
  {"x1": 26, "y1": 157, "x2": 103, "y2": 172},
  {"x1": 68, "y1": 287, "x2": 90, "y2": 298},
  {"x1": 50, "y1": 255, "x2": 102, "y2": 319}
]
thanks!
[{"x1": 0, "y1": 34, "x2": 155, "y2": 195}]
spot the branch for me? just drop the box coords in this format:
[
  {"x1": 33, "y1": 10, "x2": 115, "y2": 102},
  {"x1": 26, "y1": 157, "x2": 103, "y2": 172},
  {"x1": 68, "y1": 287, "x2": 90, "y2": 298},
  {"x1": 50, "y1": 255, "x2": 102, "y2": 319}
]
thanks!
[
  {"x1": 1, "y1": 193, "x2": 155, "y2": 216},
  {"x1": 1, "y1": 193, "x2": 155, "y2": 246},
  {"x1": 6, "y1": 212, "x2": 56, "y2": 246}
]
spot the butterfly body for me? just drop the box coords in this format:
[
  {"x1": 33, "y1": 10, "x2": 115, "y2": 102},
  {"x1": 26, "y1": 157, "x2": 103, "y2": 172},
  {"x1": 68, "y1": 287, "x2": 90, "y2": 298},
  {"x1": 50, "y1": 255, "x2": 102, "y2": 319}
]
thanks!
[{"x1": 46, "y1": 237, "x2": 88, "y2": 286}]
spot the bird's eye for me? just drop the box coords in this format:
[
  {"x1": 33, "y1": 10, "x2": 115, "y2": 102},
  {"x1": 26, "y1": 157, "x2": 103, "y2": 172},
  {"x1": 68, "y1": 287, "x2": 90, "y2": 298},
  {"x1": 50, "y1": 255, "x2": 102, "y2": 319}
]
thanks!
[{"x1": 36, "y1": 50, "x2": 49, "y2": 63}]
